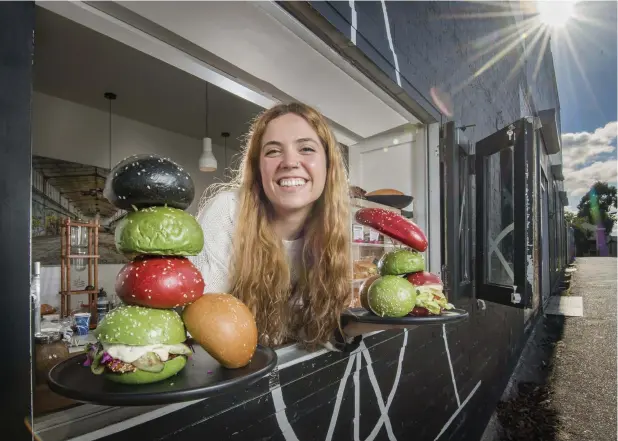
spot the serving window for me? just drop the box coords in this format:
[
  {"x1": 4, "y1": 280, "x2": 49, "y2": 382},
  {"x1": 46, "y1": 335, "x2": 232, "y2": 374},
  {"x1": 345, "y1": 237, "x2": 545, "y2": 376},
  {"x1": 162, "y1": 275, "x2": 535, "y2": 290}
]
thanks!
[{"x1": 474, "y1": 118, "x2": 536, "y2": 309}]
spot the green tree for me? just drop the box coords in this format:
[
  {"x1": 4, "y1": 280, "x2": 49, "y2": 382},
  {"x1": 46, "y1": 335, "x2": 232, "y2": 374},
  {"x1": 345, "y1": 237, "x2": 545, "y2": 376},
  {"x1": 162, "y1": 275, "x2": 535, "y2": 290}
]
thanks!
[
  {"x1": 577, "y1": 181, "x2": 617, "y2": 235},
  {"x1": 565, "y1": 210, "x2": 591, "y2": 255}
]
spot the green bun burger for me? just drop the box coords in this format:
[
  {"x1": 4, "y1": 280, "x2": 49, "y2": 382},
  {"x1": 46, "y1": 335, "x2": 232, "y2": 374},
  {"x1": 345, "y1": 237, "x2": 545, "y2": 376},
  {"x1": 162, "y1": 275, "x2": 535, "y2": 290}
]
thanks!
[
  {"x1": 378, "y1": 249, "x2": 425, "y2": 276},
  {"x1": 86, "y1": 305, "x2": 192, "y2": 385},
  {"x1": 367, "y1": 275, "x2": 417, "y2": 318},
  {"x1": 115, "y1": 206, "x2": 204, "y2": 256}
]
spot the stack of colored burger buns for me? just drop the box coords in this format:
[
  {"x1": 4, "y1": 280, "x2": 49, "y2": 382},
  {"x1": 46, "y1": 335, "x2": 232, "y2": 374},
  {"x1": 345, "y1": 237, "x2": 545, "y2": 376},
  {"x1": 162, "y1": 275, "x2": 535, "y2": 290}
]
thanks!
[
  {"x1": 84, "y1": 154, "x2": 257, "y2": 385},
  {"x1": 355, "y1": 208, "x2": 454, "y2": 318}
]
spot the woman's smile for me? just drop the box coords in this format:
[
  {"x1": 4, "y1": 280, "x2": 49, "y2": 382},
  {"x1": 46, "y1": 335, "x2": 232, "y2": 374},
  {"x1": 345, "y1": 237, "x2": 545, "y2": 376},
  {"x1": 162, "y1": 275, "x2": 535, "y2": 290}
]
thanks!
[{"x1": 260, "y1": 113, "x2": 327, "y2": 215}]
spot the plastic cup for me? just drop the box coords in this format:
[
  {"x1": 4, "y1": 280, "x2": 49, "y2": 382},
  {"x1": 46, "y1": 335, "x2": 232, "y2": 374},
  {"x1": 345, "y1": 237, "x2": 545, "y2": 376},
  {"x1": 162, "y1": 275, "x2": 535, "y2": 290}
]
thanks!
[{"x1": 73, "y1": 313, "x2": 91, "y2": 336}]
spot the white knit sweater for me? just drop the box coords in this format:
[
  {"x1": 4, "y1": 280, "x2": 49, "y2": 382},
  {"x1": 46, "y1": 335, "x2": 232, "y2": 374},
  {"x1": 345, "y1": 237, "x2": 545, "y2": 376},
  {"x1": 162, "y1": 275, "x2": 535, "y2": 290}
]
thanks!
[
  {"x1": 189, "y1": 190, "x2": 353, "y2": 352},
  {"x1": 189, "y1": 190, "x2": 305, "y2": 295}
]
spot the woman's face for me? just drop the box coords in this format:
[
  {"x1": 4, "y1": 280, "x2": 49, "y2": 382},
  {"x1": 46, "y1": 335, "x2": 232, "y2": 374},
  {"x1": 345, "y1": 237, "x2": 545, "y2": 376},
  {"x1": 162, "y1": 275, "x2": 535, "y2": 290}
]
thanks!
[{"x1": 259, "y1": 113, "x2": 327, "y2": 217}]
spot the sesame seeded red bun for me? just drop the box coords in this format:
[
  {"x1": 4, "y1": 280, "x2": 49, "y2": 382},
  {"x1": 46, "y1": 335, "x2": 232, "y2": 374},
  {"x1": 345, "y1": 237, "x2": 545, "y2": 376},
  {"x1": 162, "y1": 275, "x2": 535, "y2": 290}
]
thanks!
[
  {"x1": 354, "y1": 208, "x2": 428, "y2": 252},
  {"x1": 115, "y1": 256, "x2": 205, "y2": 309}
]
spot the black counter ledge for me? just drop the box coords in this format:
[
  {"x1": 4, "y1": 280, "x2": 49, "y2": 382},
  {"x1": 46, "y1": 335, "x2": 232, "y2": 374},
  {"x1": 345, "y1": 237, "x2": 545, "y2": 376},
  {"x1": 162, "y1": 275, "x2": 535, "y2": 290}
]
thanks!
[{"x1": 34, "y1": 322, "x2": 482, "y2": 441}]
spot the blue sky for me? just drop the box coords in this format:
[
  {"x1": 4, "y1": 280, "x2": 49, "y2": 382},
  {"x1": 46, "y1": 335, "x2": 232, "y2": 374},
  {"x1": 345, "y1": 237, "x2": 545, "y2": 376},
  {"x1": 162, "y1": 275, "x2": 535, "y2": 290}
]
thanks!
[{"x1": 551, "y1": 1, "x2": 617, "y2": 213}]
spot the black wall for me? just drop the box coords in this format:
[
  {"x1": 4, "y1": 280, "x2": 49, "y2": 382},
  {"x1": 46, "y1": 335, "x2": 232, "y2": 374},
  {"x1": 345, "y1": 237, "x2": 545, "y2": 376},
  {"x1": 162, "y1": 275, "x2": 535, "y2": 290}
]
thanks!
[
  {"x1": 0, "y1": 2, "x2": 35, "y2": 440},
  {"x1": 298, "y1": 1, "x2": 560, "y2": 143},
  {"x1": 6, "y1": 2, "x2": 557, "y2": 440},
  {"x1": 88, "y1": 316, "x2": 528, "y2": 441}
]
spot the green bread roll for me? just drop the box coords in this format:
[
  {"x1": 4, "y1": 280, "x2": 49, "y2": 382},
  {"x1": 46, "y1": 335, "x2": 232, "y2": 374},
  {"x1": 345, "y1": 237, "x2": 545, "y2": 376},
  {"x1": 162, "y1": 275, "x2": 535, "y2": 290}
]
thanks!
[
  {"x1": 104, "y1": 355, "x2": 187, "y2": 385},
  {"x1": 378, "y1": 249, "x2": 425, "y2": 276},
  {"x1": 115, "y1": 206, "x2": 204, "y2": 256},
  {"x1": 367, "y1": 275, "x2": 417, "y2": 318},
  {"x1": 94, "y1": 305, "x2": 187, "y2": 346}
]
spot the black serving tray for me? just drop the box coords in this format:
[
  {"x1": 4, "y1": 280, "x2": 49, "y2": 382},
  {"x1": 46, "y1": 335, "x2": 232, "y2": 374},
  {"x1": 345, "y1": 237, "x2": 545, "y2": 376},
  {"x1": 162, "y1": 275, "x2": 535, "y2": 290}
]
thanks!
[
  {"x1": 343, "y1": 307, "x2": 469, "y2": 326},
  {"x1": 364, "y1": 194, "x2": 413, "y2": 209},
  {"x1": 47, "y1": 345, "x2": 277, "y2": 406}
]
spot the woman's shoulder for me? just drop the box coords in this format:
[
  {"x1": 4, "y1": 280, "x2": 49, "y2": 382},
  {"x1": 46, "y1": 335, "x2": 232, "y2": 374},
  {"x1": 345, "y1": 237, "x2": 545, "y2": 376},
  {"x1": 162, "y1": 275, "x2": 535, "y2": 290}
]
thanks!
[{"x1": 197, "y1": 188, "x2": 240, "y2": 221}]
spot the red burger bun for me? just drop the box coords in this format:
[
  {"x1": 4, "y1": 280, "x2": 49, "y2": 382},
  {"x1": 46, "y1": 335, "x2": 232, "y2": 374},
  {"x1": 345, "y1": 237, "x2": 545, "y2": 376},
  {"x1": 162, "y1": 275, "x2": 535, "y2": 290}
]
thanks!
[
  {"x1": 355, "y1": 208, "x2": 428, "y2": 252},
  {"x1": 115, "y1": 256, "x2": 204, "y2": 309},
  {"x1": 406, "y1": 271, "x2": 442, "y2": 287}
]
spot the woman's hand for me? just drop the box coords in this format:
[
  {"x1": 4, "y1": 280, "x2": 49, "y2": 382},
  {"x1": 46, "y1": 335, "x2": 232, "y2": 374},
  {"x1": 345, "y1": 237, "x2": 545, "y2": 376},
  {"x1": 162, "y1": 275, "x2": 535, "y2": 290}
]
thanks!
[
  {"x1": 341, "y1": 320, "x2": 411, "y2": 338},
  {"x1": 340, "y1": 313, "x2": 413, "y2": 339}
]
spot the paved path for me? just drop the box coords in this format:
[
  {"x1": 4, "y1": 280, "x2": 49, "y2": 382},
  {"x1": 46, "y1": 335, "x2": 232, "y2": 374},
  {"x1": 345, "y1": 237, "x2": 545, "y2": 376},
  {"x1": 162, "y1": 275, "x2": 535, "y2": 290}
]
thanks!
[
  {"x1": 490, "y1": 257, "x2": 617, "y2": 441},
  {"x1": 550, "y1": 257, "x2": 617, "y2": 441}
]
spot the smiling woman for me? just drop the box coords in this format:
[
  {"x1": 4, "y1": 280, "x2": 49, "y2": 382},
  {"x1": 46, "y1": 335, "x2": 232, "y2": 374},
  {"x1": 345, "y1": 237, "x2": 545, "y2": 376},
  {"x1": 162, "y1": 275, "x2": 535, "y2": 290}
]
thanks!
[
  {"x1": 259, "y1": 113, "x2": 328, "y2": 237},
  {"x1": 190, "y1": 102, "x2": 355, "y2": 351}
]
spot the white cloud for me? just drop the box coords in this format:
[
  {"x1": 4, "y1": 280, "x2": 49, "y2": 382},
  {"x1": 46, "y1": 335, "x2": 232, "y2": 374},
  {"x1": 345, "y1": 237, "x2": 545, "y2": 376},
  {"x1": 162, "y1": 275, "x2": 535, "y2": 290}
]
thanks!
[
  {"x1": 561, "y1": 121, "x2": 617, "y2": 167},
  {"x1": 561, "y1": 121, "x2": 617, "y2": 211}
]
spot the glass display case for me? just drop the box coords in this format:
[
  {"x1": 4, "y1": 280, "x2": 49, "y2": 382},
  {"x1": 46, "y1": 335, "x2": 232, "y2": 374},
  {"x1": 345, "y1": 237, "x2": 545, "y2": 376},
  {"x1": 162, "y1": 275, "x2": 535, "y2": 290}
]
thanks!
[{"x1": 349, "y1": 198, "x2": 405, "y2": 307}]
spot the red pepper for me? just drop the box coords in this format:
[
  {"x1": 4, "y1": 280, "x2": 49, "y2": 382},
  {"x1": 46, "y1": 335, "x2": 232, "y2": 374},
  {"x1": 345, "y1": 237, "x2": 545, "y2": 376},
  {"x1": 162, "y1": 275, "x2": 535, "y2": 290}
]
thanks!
[{"x1": 355, "y1": 208, "x2": 428, "y2": 252}]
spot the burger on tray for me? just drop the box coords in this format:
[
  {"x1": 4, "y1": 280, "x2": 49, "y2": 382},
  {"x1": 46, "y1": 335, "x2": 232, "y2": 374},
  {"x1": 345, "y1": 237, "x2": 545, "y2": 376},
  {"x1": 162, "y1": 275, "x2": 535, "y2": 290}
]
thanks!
[
  {"x1": 86, "y1": 155, "x2": 206, "y2": 384},
  {"x1": 354, "y1": 208, "x2": 454, "y2": 318},
  {"x1": 90, "y1": 154, "x2": 259, "y2": 385},
  {"x1": 84, "y1": 306, "x2": 192, "y2": 384}
]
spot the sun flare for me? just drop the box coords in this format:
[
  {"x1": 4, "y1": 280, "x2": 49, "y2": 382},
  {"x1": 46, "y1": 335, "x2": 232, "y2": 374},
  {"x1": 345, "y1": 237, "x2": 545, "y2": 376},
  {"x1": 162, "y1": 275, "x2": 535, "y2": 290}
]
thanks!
[{"x1": 537, "y1": 0, "x2": 577, "y2": 28}]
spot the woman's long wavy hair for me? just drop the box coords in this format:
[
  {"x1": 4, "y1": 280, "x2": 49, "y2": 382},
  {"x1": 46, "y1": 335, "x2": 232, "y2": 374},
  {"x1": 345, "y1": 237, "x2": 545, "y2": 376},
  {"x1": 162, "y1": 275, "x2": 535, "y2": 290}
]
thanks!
[{"x1": 200, "y1": 102, "x2": 352, "y2": 349}]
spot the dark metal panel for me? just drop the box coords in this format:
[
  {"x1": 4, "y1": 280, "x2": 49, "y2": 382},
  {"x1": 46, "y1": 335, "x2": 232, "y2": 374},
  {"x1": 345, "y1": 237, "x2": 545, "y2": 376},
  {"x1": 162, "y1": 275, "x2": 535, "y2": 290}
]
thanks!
[
  {"x1": 278, "y1": 1, "x2": 441, "y2": 123},
  {"x1": 441, "y1": 121, "x2": 473, "y2": 301},
  {"x1": 0, "y1": 2, "x2": 35, "y2": 440},
  {"x1": 95, "y1": 376, "x2": 272, "y2": 441},
  {"x1": 475, "y1": 119, "x2": 533, "y2": 309}
]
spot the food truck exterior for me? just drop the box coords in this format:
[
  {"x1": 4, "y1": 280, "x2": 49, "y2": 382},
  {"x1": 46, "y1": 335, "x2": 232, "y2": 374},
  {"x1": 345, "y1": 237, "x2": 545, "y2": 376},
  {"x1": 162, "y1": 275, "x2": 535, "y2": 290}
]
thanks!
[{"x1": 2, "y1": 1, "x2": 569, "y2": 440}]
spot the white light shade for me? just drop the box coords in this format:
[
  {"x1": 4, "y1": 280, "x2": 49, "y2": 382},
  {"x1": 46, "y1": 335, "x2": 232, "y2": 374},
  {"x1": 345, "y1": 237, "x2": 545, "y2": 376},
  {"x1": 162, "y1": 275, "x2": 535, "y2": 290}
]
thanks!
[{"x1": 199, "y1": 137, "x2": 217, "y2": 172}]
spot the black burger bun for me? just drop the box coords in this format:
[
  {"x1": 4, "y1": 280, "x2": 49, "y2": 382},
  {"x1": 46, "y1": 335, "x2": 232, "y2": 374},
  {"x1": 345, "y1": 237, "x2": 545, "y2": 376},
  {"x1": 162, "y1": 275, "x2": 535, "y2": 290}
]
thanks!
[{"x1": 104, "y1": 154, "x2": 195, "y2": 211}]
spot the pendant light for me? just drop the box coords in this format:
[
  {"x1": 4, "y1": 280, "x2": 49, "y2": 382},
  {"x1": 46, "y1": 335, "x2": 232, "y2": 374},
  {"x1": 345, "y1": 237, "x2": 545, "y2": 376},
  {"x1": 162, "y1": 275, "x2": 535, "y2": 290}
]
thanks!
[{"x1": 199, "y1": 83, "x2": 217, "y2": 172}]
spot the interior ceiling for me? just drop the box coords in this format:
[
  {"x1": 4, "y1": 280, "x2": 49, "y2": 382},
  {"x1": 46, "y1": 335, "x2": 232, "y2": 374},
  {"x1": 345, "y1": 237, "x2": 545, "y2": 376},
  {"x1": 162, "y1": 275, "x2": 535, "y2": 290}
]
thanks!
[
  {"x1": 33, "y1": 6, "x2": 262, "y2": 149},
  {"x1": 32, "y1": 155, "x2": 115, "y2": 218}
]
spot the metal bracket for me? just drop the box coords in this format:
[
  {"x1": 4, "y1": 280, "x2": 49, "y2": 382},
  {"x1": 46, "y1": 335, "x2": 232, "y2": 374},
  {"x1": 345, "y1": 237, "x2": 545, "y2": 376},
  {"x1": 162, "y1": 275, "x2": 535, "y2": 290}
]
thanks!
[{"x1": 511, "y1": 285, "x2": 522, "y2": 304}]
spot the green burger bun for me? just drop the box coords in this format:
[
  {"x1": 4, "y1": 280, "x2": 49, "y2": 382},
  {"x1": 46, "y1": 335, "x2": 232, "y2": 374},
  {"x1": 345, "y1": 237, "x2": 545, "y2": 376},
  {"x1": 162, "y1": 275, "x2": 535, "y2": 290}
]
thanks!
[
  {"x1": 90, "y1": 305, "x2": 191, "y2": 385},
  {"x1": 105, "y1": 355, "x2": 187, "y2": 384},
  {"x1": 94, "y1": 305, "x2": 187, "y2": 345},
  {"x1": 367, "y1": 275, "x2": 417, "y2": 318},
  {"x1": 378, "y1": 249, "x2": 425, "y2": 276},
  {"x1": 115, "y1": 206, "x2": 204, "y2": 257}
]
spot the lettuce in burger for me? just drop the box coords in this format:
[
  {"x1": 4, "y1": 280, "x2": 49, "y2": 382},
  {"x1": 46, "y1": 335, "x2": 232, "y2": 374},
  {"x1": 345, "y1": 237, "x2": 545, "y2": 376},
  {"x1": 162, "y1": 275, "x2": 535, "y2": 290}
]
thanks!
[{"x1": 406, "y1": 271, "x2": 455, "y2": 316}]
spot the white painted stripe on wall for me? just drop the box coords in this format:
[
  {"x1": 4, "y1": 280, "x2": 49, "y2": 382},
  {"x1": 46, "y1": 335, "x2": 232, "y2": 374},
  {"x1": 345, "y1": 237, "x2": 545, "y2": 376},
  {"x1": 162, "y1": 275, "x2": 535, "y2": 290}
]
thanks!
[
  {"x1": 361, "y1": 341, "x2": 398, "y2": 441},
  {"x1": 363, "y1": 329, "x2": 408, "y2": 441},
  {"x1": 380, "y1": 0, "x2": 401, "y2": 87},
  {"x1": 442, "y1": 324, "x2": 461, "y2": 407},
  {"x1": 64, "y1": 399, "x2": 206, "y2": 441},
  {"x1": 325, "y1": 353, "x2": 358, "y2": 441},
  {"x1": 272, "y1": 385, "x2": 301, "y2": 441},
  {"x1": 349, "y1": 0, "x2": 357, "y2": 45},
  {"x1": 353, "y1": 352, "x2": 362, "y2": 441},
  {"x1": 433, "y1": 380, "x2": 482, "y2": 441}
]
